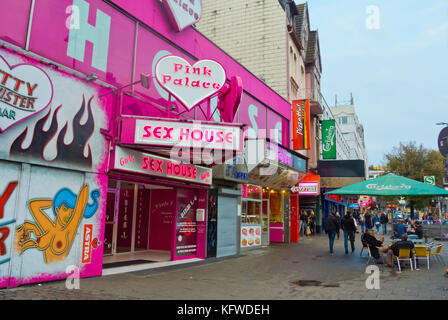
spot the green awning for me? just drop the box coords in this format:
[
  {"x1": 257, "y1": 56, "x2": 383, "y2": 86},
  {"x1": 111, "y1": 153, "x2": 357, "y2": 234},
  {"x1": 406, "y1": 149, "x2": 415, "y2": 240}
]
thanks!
[{"x1": 326, "y1": 174, "x2": 448, "y2": 196}]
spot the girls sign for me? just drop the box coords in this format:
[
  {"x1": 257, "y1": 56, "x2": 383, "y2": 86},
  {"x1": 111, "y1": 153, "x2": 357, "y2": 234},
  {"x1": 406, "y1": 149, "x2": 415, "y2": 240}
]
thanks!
[{"x1": 155, "y1": 55, "x2": 226, "y2": 111}]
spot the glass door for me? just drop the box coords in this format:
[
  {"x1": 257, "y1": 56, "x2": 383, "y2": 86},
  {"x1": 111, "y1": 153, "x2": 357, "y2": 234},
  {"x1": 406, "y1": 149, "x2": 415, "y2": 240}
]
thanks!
[
  {"x1": 262, "y1": 198, "x2": 270, "y2": 246},
  {"x1": 116, "y1": 182, "x2": 136, "y2": 253},
  {"x1": 103, "y1": 189, "x2": 118, "y2": 256}
]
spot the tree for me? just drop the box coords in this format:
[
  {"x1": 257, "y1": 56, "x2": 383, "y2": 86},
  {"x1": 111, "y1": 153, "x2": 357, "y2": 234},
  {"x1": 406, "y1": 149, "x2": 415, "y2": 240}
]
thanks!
[{"x1": 384, "y1": 141, "x2": 445, "y2": 218}]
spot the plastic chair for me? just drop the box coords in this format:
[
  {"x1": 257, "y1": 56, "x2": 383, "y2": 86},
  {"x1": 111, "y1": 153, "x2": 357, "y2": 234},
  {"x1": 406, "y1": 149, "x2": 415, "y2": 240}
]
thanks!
[
  {"x1": 395, "y1": 248, "x2": 413, "y2": 272},
  {"x1": 414, "y1": 246, "x2": 430, "y2": 270},
  {"x1": 429, "y1": 244, "x2": 445, "y2": 265},
  {"x1": 360, "y1": 242, "x2": 369, "y2": 257}
]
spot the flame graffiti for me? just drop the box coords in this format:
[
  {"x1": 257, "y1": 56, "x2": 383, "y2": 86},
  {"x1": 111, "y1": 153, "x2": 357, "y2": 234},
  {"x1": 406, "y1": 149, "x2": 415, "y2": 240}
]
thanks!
[{"x1": 10, "y1": 96, "x2": 95, "y2": 168}]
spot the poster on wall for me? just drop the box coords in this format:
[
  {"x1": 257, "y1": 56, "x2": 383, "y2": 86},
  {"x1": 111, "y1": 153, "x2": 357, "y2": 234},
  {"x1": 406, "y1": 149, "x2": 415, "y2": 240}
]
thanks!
[
  {"x1": 322, "y1": 119, "x2": 336, "y2": 159},
  {"x1": 176, "y1": 189, "x2": 198, "y2": 258},
  {"x1": 292, "y1": 99, "x2": 310, "y2": 150},
  {"x1": 241, "y1": 226, "x2": 261, "y2": 248}
]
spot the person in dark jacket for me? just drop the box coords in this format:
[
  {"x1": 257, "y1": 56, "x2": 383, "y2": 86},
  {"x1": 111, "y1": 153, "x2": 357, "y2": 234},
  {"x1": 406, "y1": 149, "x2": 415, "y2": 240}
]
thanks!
[
  {"x1": 324, "y1": 212, "x2": 340, "y2": 254},
  {"x1": 386, "y1": 233, "x2": 414, "y2": 267},
  {"x1": 335, "y1": 212, "x2": 342, "y2": 239},
  {"x1": 308, "y1": 211, "x2": 316, "y2": 236},
  {"x1": 362, "y1": 229, "x2": 389, "y2": 261},
  {"x1": 380, "y1": 212, "x2": 389, "y2": 235},
  {"x1": 341, "y1": 212, "x2": 357, "y2": 254},
  {"x1": 299, "y1": 210, "x2": 308, "y2": 236},
  {"x1": 365, "y1": 212, "x2": 373, "y2": 230}
]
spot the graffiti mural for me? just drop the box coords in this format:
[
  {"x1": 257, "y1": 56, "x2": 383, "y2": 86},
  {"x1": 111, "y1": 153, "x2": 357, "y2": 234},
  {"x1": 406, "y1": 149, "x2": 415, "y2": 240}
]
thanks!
[
  {"x1": 10, "y1": 95, "x2": 95, "y2": 168},
  {"x1": 0, "y1": 181, "x2": 18, "y2": 265},
  {"x1": 15, "y1": 184, "x2": 100, "y2": 264}
]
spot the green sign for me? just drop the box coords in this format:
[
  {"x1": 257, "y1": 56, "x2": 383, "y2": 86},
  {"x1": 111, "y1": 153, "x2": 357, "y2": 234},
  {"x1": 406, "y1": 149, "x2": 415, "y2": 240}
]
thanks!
[
  {"x1": 424, "y1": 176, "x2": 436, "y2": 186},
  {"x1": 322, "y1": 120, "x2": 336, "y2": 159}
]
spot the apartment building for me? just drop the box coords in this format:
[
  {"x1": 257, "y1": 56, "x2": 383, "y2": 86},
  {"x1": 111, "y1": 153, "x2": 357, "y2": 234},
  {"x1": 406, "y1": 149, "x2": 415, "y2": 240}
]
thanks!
[{"x1": 197, "y1": 0, "x2": 323, "y2": 169}]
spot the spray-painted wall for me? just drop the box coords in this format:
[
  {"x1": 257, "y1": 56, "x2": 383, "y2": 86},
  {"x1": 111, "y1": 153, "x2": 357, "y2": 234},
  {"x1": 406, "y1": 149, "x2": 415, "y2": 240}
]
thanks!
[{"x1": 0, "y1": 47, "x2": 109, "y2": 288}]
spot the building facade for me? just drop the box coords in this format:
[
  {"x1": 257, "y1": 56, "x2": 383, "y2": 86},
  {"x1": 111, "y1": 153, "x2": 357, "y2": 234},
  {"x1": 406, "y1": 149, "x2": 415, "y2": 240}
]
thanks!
[
  {"x1": 330, "y1": 94, "x2": 369, "y2": 177},
  {"x1": 0, "y1": 0, "x2": 308, "y2": 288}
]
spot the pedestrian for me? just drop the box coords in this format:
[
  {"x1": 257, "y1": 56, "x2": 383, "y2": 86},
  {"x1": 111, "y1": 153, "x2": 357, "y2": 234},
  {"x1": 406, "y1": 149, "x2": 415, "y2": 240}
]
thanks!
[
  {"x1": 341, "y1": 211, "x2": 357, "y2": 254},
  {"x1": 380, "y1": 211, "x2": 389, "y2": 235},
  {"x1": 308, "y1": 211, "x2": 316, "y2": 236},
  {"x1": 362, "y1": 229, "x2": 389, "y2": 263},
  {"x1": 324, "y1": 212, "x2": 340, "y2": 254},
  {"x1": 365, "y1": 211, "x2": 373, "y2": 230},
  {"x1": 299, "y1": 210, "x2": 308, "y2": 236},
  {"x1": 359, "y1": 213, "x2": 365, "y2": 232},
  {"x1": 335, "y1": 211, "x2": 341, "y2": 239},
  {"x1": 374, "y1": 212, "x2": 381, "y2": 233}
]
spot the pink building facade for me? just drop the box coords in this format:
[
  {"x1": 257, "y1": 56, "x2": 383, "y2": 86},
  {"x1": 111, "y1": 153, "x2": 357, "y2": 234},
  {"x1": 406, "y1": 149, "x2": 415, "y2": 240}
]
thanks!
[{"x1": 0, "y1": 0, "x2": 306, "y2": 288}]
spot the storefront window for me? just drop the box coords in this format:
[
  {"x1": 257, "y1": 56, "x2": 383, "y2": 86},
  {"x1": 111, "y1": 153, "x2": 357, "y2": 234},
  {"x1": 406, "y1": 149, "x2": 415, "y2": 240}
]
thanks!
[{"x1": 241, "y1": 184, "x2": 262, "y2": 248}]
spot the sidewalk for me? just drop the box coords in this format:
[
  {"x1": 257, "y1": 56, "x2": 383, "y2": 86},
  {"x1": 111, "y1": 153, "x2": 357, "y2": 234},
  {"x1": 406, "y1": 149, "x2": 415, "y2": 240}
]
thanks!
[{"x1": 1, "y1": 230, "x2": 448, "y2": 300}]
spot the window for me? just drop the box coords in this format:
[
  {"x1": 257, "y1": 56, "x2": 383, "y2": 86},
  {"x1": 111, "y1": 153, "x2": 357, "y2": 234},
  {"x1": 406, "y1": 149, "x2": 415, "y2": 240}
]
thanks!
[{"x1": 339, "y1": 116, "x2": 348, "y2": 124}]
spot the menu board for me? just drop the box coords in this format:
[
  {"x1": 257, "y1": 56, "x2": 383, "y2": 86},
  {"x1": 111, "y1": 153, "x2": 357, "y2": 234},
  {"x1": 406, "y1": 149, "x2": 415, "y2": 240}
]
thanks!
[
  {"x1": 241, "y1": 226, "x2": 261, "y2": 248},
  {"x1": 176, "y1": 189, "x2": 198, "y2": 257}
]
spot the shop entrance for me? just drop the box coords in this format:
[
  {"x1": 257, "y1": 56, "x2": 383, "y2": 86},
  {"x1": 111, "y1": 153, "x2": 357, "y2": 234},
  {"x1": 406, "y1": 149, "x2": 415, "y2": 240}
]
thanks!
[{"x1": 103, "y1": 179, "x2": 174, "y2": 266}]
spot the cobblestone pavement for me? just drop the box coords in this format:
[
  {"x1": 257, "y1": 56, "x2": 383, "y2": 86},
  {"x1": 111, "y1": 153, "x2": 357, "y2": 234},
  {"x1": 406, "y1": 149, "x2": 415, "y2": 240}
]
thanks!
[{"x1": 1, "y1": 229, "x2": 448, "y2": 300}]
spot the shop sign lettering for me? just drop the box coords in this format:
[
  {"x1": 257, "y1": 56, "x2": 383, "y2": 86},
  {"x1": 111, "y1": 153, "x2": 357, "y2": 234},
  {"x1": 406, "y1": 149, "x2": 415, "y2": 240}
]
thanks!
[
  {"x1": 0, "y1": 55, "x2": 53, "y2": 133},
  {"x1": 114, "y1": 147, "x2": 212, "y2": 185},
  {"x1": 155, "y1": 55, "x2": 226, "y2": 111},
  {"x1": 134, "y1": 119, "x2": 242, "y2": 151},
  {"x1": 291, "y1": 182, "x2": 319, "y2": 195},
  {"x1": 162, "y1": 0, "x2": 203, "y2": 32}
]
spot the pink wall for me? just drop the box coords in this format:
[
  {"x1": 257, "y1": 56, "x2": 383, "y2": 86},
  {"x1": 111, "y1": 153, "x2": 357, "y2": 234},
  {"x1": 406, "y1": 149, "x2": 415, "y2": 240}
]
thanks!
[
  {"x1": 1, "y1": 0, "x2": 291, "y2": 148},
  {"x1": 0, "y1": 0, "x2": 31, "y2": 48}
]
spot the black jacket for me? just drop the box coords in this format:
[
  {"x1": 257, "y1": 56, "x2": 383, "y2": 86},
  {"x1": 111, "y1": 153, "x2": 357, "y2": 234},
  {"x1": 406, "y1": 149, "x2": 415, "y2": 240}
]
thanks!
[
  {"x1": 361, "y1": 233, "x2": 383, "y2": 259},
  {"x1": 324, "y1": 216, "x2": 340, "y2": 234},
  {"x1": 300, "y1": 213, "x2": 308, "y2": 222},
  {"x1": 391, "y1": 240, "x2": 414, "y2": 257},
  {"x1": 380, "y1": 214, "x2": 389, "y2": 224},
  {"x1": 365, "y1": 214, "x2": 373, "y2": 229},
  {"x1": 341, "y1": 216, "x2": 357, "y2": 232}
]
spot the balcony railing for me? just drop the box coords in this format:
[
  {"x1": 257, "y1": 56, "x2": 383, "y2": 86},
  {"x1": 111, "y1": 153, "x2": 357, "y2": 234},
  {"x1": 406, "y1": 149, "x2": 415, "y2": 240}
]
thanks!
[{"x1": 295, "y1": 87, "x2": 323, "y2": 107}]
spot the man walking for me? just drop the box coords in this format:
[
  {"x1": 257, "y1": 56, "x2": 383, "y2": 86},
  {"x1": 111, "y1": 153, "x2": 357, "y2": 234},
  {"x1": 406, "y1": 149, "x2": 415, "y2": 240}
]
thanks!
[
  {"x1": 341, "y1": 211, "x2": 357, "y2": 254},
  {"x1": 324, "y1": 212, "x2": 340, "y2": 254},
  {"x1": 380, "y1": 212, "x2": 389, "y2": 235}
]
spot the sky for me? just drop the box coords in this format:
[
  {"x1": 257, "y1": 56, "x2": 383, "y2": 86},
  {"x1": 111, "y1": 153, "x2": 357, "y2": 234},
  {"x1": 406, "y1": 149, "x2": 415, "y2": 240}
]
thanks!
[{"x1": 298, "y1": 0, "x2": 448, "y2": 165}]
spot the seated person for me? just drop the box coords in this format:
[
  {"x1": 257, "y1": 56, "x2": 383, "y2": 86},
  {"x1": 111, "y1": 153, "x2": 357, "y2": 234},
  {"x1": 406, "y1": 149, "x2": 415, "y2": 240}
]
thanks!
[
  {"x1": 396, "y1": 220, "x2": 407, "y2": 239},
  {"x1": 362, "y1": 229, "x2": 389, "y2": 260},
  {"x1": 386, "y1": 233, "x2": 415, "y2": 267},
  {"x1": 407, "y1": 221, "x2": 424, "y2": 239}
]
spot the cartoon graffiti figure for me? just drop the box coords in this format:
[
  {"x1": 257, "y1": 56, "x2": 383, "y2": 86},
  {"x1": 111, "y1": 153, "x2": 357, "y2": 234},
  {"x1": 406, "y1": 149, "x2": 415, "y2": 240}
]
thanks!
[{"x1": 15, "y1": 184, "x2": 100, "y2": 264}]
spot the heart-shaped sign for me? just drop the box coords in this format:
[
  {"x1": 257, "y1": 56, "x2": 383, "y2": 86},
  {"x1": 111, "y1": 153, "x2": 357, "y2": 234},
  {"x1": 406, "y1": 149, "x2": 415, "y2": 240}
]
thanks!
[
  {"x1": 0, "y1": 55, "x2": 53, "y2": 133},
  {"x1": 162, "y1": 0, "x2": 202, "y2": 32},
  {"x1": 155, "y1": 55, "x2": 226, "y2": 111}
]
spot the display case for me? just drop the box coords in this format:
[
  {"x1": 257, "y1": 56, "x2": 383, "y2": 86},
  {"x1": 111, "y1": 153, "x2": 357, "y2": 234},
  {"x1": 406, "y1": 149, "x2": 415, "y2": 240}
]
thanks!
[{"x1": 241, "y1": 184, "x2": 262, "y2": 247}]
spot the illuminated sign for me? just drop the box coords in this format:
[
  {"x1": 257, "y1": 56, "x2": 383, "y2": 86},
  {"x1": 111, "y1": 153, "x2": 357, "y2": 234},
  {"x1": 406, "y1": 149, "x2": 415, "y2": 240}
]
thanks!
[
  {"x1": 114, "y1": 146, "x2": 212, "y2": 185},
  {"x1": 155, "y1": 55, "x2": 226, "y2": 111},
  {"x1": 292, "y1": 100, "x2": 310, "y2": 150},
  {"x1": 133, "y1": 119, "x2": 243, "y2": 151},
  {"x1": 291, "y1": 182, "x2": 319, "y2": 195},
  {"x1": 162, "y1": 0, "x2": 203, "y2": 32}
]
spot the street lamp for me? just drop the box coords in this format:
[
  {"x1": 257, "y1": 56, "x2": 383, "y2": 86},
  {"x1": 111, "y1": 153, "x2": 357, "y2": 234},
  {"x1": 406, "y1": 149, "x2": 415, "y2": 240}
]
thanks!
[{"x1": 436, "y1": 122, "x2": 448, "y2": 126}]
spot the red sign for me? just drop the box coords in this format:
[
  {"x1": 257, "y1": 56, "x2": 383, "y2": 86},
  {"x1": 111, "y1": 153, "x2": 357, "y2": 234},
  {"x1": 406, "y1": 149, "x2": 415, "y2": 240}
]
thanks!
[
  {"x1": 292, "y1": 100, "x2": 310, "y2": 150},
  {"x1": 82, "y1": 224, "x2": 93, "y2": 264}
]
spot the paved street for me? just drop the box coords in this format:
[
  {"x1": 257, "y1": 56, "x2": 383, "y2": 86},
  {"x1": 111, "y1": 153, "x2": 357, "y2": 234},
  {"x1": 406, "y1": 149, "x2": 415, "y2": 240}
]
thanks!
[{"x1": 1, "y1": 229, "x2": 448, "y2": 300}]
